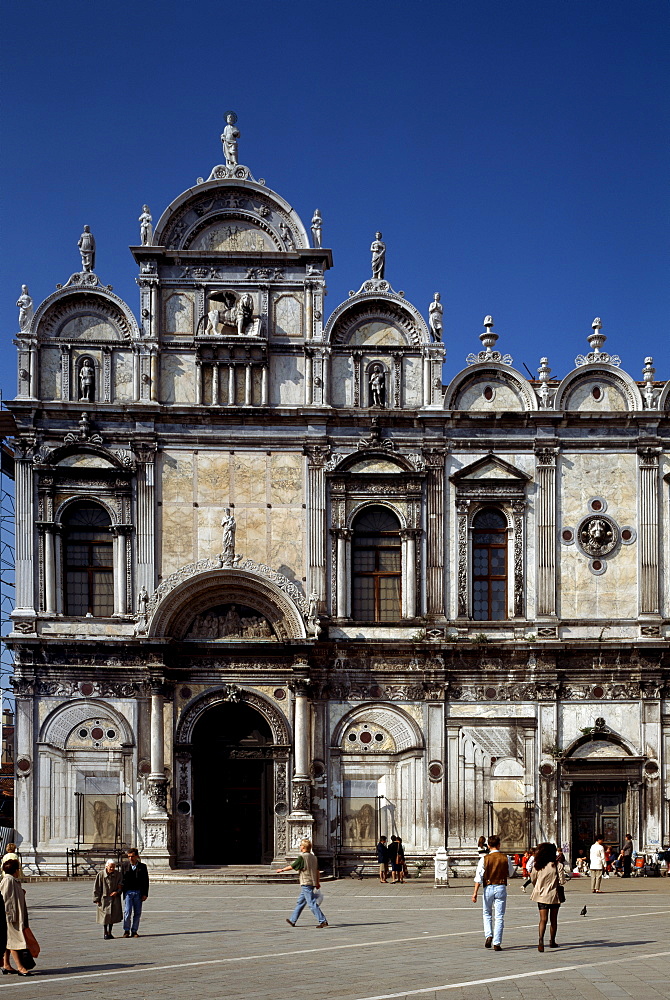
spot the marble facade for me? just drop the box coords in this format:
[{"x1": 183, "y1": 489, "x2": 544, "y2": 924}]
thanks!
[{"x1": 5, "y1": 127, "x2": 669, "y2": 874}]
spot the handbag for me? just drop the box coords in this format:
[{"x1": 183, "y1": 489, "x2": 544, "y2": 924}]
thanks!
[
  {"x1": 557, "y1": 885, "x2": 566, "y2": 903},
  {"x1": 16, "y1": 949, "x2": 35, "y2": 971},
  {"x1": 23, "y1": 927, "x2": 40, "y2": 959}
]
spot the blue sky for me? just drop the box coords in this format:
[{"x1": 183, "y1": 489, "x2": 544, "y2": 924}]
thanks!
[{"x1": 1, "y1": 0, "x2": 668, "y2": 394}]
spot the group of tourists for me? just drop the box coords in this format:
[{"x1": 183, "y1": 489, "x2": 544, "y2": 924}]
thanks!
[{"x1": 375, "y1": 835, "x2": 407, "y2": 883}]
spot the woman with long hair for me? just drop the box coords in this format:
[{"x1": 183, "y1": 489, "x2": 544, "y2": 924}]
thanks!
[{"x1": 530, "y1": 842, "x2": 566, "y2": 951}]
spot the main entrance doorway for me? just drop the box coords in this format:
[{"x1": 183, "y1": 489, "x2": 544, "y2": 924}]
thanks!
[
  {"x1": 571, "y1": 782, "x2": 627, "y2": 859},
  {"x1": 192, "y1": 703, "x2": 274, "y2": 864}
]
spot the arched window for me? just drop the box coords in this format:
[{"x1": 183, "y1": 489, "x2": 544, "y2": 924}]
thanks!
[
  {"x1": 63, "y1": 502, "x2": 114, "y2": 616},
  {"x1": 352, "y1": 507, "x2": 401, "y2": 621},
  {"x1": 472, "y1": 509, "x2": 507, "y2": 621}
]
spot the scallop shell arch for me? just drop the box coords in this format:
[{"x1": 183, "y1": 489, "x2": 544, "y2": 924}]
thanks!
[
  {"x1": 32, "y1": 284, "x2": 139, "y2": 342},
  {"x1": 325, "y1": 293, "x2": 430, "y2": 348},
  {"x1": 39, "y1": 698, "x2": 134, "y2": 750},
  {"x1": 332, "y1": 704, "x2": 424, "y2": 753},
  {"x1": 443, "y1": 363, "x2": 538, "y2": 411},
  {"x1": 553, "y1": 364, "x2": 643, "y2": 411},
  {"x1": 153, "y1": 178, "x2": 310, "y2": 251}
]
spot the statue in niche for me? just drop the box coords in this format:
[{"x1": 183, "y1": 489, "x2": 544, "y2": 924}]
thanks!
[
  {"x1": 139, "y1": 205, "x2": 153, "y2": 246},
  {"x1": 221, "y1": 111, "x2": 240, "y2": 167},
  {"x1": 280, "y1": 221, "x2": 295, "y2": 250},
  {"x1": 429, "y1": 292, "x2": 443, "y2": 340},
  {"x1": 370, "y1": 231, "x2": 386, "y2": 280},
  {"x1": 206, "y1": 291, "x2": 254, "y2": 336},
  {"x1": 79, "y1": 359, "x2": 95, "y2": 401},
  {"x1": 16, "y1": 285, "x2": 34, "y2": 332},
  {"x1": 369, "y1": 364, "x2": 386, "y2": 407},
  {"x1": 78, "y1": 225, "x2": 96, "y2": 272},
  {"x1": 311, "y1": 209, "x2": 322, "y2": 248},
  {"x1": 185, "y1": 602, "x2": 275, "y2": 640},
  {"x1": 221, "y1": 508, "x2": 236, "y2": 566}
]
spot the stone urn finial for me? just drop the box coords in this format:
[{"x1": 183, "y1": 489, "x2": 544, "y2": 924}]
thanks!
[
  {"x1": 480, "y1": 315, "x2": 498, "y2": 353},
  {"x1": 587, "y1": 317, "x2": 606, "y2": 354}
]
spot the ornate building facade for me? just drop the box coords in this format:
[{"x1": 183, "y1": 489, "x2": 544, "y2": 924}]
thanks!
[{"x1": 6, "y1": 122, "x2": 669, "y2": 871}]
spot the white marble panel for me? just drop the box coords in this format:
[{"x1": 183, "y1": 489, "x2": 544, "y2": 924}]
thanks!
[
  {"x1": 114, "y1": 350, "x2": 135, "y2": 401},
  {"x1": 161, "y1": 353, "x2": 196, "y2": 403},
  {"x1": 457, "y1": 380, "x2": 523, "y2": 411},
  {"x1": 273, "y1": 293, "x2": 303, "y2": 337},
  {"x1": 163, "y1": 292, "x2": 194, "y2": 335},
  {"x1": 271, "y1": 355, "x2": 304, "y2": 405},
  {"x1": 403, "y1": 356, "x2": 422, "y2": 407},
  {"x1": 39, "y1": 347, "x2": 61, "y2": 399}
]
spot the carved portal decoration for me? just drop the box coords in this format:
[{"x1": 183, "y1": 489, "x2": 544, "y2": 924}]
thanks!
[
  {"x1": 184, "y1": 603, "x2": 276, "y2": 640},
  {"x1": 577, "y1": 515, "x2": 618, "y2": 557},
  {"x1": 176, "y1": 687, "x2": 290, "y2": 746}
]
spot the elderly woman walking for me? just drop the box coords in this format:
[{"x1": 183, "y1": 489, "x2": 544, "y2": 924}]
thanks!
[
  {"x1": 93, "y1": 860, "x2": 123, "y2": 939},
  {"x1": 0, "y1": 860, "x2": 31, "y2": 975},
  {"x1": 530, "y1": 842, "x2": 567, "y2": 952}
]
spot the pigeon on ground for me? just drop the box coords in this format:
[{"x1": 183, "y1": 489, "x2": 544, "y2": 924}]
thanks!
[{"x1": 580, "y1": 906, "x2": 587, "y2": 916}]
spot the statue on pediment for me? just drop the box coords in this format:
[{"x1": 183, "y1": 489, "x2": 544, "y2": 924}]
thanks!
[
  {"x1": 221, "y1": 111, "x2": 240, "y2": 167},
  {"x1": 221, "y1": 507, "x2": 236, "y2": 565},
  {"x1": 370, "y1": 232, "x2": 386, "y2": 280},
  {"x1": 139, "y1": 205, "x2": 153, "y2": 246},
  {"x1": 429, "y1": 292, "x2": 443, "y2": 340},
  {"x1": 78, "y1": 226, "x2": 96, "y2": 273},
  {"x1": 311, "y1": 209, "x2": 322, "y2": 248},
  {"x1": 16, "y1": 285, "x2": 34, "y2": 332}
]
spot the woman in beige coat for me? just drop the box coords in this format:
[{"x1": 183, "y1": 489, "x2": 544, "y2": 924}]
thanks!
[
  {"x1": 93, "y1": 860, "x2": 123, "y2": 939},
  {"x1": 0, "y1": 860, "x2": 31, "y2": 975},
  {"x1": 530, "y1": 842, "x2": 566, "y2": 952}
]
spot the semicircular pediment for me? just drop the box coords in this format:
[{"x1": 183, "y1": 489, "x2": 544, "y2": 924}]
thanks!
[
  {"x1": 554, "y1": 366, "x2": 643, "y2": 411},
  {"x1": 153, "y1": 181, "x2": 310, "y2": 251},
  {"x1": 347, "y1": 319, "x2": 409, "y2": 347},
  {"x1": 444, "y1": 365, "x2": 537, "y2": 411},
  {"x1": 36, "y1": 292, "x2": 134, "y2": 342},
  {"x1": 326, "y1": 296, "x2": 429, "y2": 348},
  {"x1": 147, "y1": 560, "x2": 307, "y2": 640}
]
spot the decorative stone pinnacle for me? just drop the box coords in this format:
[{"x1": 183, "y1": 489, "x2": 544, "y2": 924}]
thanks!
[
  {"x1": 643, "y1": 357, "x2": 655, "y2": 381},
  {"x1": 537, "y1": 357, "x2": 551, "y2": 382},
  {"x1": 480, "y1": 316, "x2": 498, "y2": 352}
]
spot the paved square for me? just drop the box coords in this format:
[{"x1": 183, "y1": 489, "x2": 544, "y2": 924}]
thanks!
[{"x1": 2, "y1": 876, "x2": 668, "y2": 999}]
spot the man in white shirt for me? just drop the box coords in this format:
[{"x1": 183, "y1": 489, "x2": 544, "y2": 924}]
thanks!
[{"x1": 589, "y1": 836, "x2": 606, "y2": 893}]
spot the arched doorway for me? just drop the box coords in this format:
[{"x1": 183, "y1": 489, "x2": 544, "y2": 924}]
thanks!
[{"x1": 192, "y1": 703, "x2": 275, "y2": 864}]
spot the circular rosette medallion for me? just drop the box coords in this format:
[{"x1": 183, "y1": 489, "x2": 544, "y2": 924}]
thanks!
[{"x1": 577, "y1": 514, "x2": 618, "y2": 557}]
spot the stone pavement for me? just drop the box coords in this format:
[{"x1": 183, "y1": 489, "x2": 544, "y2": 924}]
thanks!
[{"x1": 2, "y1": 874, "x2": 668, "y2": 999}]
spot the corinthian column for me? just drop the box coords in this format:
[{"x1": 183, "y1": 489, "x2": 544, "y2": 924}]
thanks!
[
  {"x1": 287, "y1": 672, "x2": 314, "y2": 853},
  {"x1": 334, "y1": 528, "x2": 351, "y2": 618},
  {"x1": 536, "y1": 447, "x2": 558, "y2": 618},
  {"x1": 135, "y1": 443, "x2": 156, "y2": 598},
  {"x1": 638, "y1": 448, "x2": 660, "y2": 617},
  {"x1": 14, "y1": 449, "x2": 35, "y2": 616},
  {"x1": 305, "y1": 446, "x2": 329, "y2": 605},
  {"x1": 142, "y1": 681, "x2": 173, "y2": 869},
  {"x1": 425, "y1": 448, "x2": 446, "y2": 617}
]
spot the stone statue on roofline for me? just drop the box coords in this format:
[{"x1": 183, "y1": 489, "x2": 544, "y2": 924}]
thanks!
[
  {"x1": 429, "y1": 292, "x2": 443, "y2": 341},
  {"x1": 311, "y1": 209, "x2": 322, "y2": 248},
  {"x1": 139, "y1": 205, "x2": 153, "y2": 246},
  {"x1": 221, "y1": 111, "x2": 240, "y2": 168},
  {"x1": 370, "y1": 232, "x2": 386, "y2": 280},
  {"x1": 16, "y1": 285, "x2": 34, "y2": 333},
  {"x1": 78, "y1": 225, "x2": 96, "y2": 272}
]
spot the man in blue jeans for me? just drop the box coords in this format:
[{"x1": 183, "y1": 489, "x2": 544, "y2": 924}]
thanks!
[
  {"x1": 276, "y1": 838, "x2": 328, "y2": 927},
  {"x1": 121, "y1": 848, "x2": 149, "y2": 937},
  {"x1": 471, "y1": 835, "x2": 515, "y2": 951}
]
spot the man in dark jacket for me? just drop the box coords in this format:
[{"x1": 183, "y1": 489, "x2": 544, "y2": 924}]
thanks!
[
  {"x1": 121, "y1": 848, "x2": 149, "y2": 937},
  {"x1": 376, "y1": 836, "x2": 389, "y2": 882}
]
